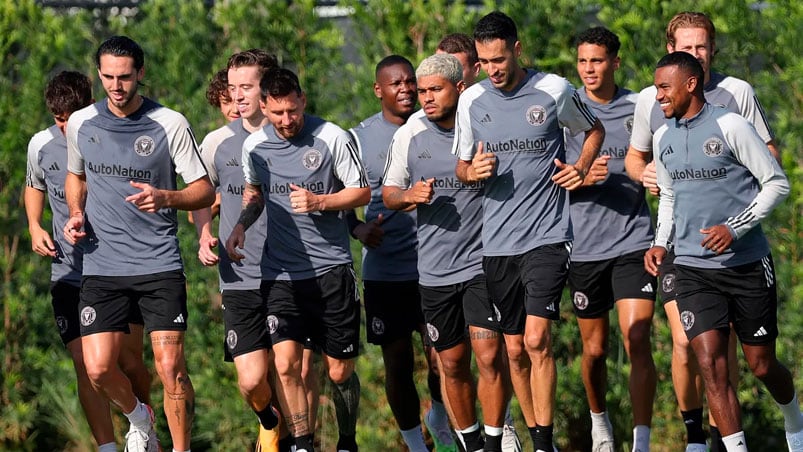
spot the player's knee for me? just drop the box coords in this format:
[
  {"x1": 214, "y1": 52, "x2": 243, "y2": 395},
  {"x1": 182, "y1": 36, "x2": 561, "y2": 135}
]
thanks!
[
  {"x1": 154, "y1": 353, "x2": 185, "y2": 385},
  {"x1": 582, "y1": 340, "x2": 607, "y2": 362},
  {"x1": 523, "y1": 330, "x2": 551, "y2": 356},
  {"x1": 474, "y1": 346, "x2": 503, "y2": 374},
  {"x1": 624, "y1": 323, "x2": 652, "y2": 357},
  {"x1": 745, "y1": 354, "x2": 778, "y2": 381},
  {"x1": 327, "y1": 361, "x2": 354, "y2": 384},
  {"x1": 504, "y1": 341, "x2": 527, "y2": 370},
  {"x1": 237, "y1": 373, "x2": 267, "y2": 399},
  {"x1": 83, "y1": 361, "x2": 114, "y2": 388}
]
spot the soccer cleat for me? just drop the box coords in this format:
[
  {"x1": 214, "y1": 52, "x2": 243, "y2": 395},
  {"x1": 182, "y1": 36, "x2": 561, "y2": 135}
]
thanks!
[
  {"x1": 501, "y1": 424, "x2": 523, "y2": 452},
  {"x1": 592, "y1": 438, "x2": 615, "y2": 452},
  {"x1": 255, "y1": 421, "x2": 280, "y2": 452},
  {"x1": 685, "y1": 444, "x2": 707, "y2": 452},
  {"x1": 424, "y1": 409, "x2": 458, "y2": 452},
  {"x1": 124, "y1": 404, "x2": 158, "y2": 452},
  {"x1": 787, "y1": 428, "x2": 803, "y2": 452}
]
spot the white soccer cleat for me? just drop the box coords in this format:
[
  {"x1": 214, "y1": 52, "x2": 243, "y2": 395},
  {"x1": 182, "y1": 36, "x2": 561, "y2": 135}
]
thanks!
[
  {"x1": 501, "y1": 424, "x2": 523, "y2": 452},
  {"x1": 787, "y1": 429, "x2": 803, "y2": 452},
  {"x1": 685, "y1": 444, "x2": 708, "y2": 452},
  {"x1": 124, "y1": 404, "x2": 158, "y2": 452},
  {"x1": 592, "y1": 438, "x2": 615, "y2": 452}
]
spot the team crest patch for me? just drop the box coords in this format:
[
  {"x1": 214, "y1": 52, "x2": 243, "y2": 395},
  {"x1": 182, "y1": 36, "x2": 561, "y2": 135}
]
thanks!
[
  {"x1": 426, "y1": 323, "x2": 440, "y2": 342},
  {"x1": 661, "y1": 273, "x2": 676, "y2": 294},
  {"x1": 573, "y1": 291, "x2": 589, "y2": 310},
  {"x1": 302, "y1": 149, "x2": 323, "y2": 170},
  {"x1": 680, "y1": 310, "x2": 695, "y2": 331},
  {"x1": 134, "y1": 135, "x2": 155, "y2": 156},
  {"x1": 266, "y1": 315, "x2": 279, "y2": 335},
  {"x1": 226, "y1": 330, "x2": 238, "y2": 350},
  {"x1": 371, "y1": 317, "x2": 385, "y2": 336},
  {"x1": 625, "y1": 116, "x2": 634, "y2": 135},
  {"x1": 703, "y1": 137, "x2": 724, "y2": 157},
  {"x1": 525, "y1": 105, "x2": 547, "y2": 126},
  {"x1": 56, "y1": 316, "x2": 68, "y2": 334},
  {"x1": 80, "y1": 306, "x2": 96, "y2": 327}
]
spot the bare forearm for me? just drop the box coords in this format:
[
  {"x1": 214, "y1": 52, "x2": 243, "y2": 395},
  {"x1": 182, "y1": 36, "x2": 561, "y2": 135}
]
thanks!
[
  {"x1": 382, "y1": 186, "x2": 414, "y2": 211},
  {"x1": 316, "y1": 187, "x2": 370, "y2": 211},
  {"x1": 624, "y1": 146, "x2": 650, "y2": 183},
  {"x1": 65, "y1": 172, "x2": 87, "y2": 217},
  {"x1": 455, "y1": 160, "x2": 475, "y2": 183},
  {"x1": 575, "y1": 119, "x2": 604, "y2": 176},
  {"x1": 24, "y1": 187, "x2": 46, "y2": 230},
  {"x1": 162, "y1": 177, "x2": 215, "y2": 211}
]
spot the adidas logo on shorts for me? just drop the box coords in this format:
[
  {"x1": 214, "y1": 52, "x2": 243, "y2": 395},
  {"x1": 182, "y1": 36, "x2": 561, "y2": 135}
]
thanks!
[
  {"x1": 641, "y1": 283, "x2": 654, "y2": 293},
  {"x1": 754, "y1": 326, "x2": 768, "y2": 337},
  {"x1": 173, "y1": 313, "x2": 185, "y2": 324}
]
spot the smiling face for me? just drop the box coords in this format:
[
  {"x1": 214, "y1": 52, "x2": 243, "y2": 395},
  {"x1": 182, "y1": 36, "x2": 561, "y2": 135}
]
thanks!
[
  {"x1": 228, "y1": 65, "x2": 263, "y2": 121},
  {"x1": 476, "y1": 38, "x2": 523, "y2": 92},
  {"x1": 98, "y1": 54, "x2": 143, "y2": 117},
  {"x1": 374, "y1": 62, "x2": 417, "y2": 123},
  {"x1": 654, "y1": 64, "x2": 697, "y2": 119},
  {"x1": 262, "y1": 91, "x2": 306, "y2": 140}
]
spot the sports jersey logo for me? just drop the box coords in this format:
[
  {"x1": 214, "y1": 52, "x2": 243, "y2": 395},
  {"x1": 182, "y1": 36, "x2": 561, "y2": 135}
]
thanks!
[
  {"x1": 80, "y1": 306, "x2": 97, "y2": 327},
  {"x1": 417, "y1": 149, "x2": 432, "y2": 159},
  {"x1": 480, "y1": 113, "x2": 492, "y2": 124},
  {"x1": 703, "y1": 137, "x2": 724, "y2": 157},
  {"x1": 302, "y1": 149, "x2": 323, "y2": 170},
  {"x1": 526, "y1": 105, "x2": 547, "y2": 126},
  {"x1": 660, "y1": 145, "x2": 674, "y2": 160},
  {"x1": 426, "y1": 323, "x2": 440, "y2": 342},
  {"x1": 371, "y1": 317, "x2": 385, "y2": 336},
  {"x1": 226, "y1": 330, "x2": 238, "y2": 349},
  {"x1": 625, "y1": 116, "x2": 634, "y2": 135},
  {"x1": 680, "y1": 310, "x2": 695, "y2": 331},
  {"x1": 661, "y1": 273, "x2": 675, "y2": 294},
  {"x1": 56, "y1": 316, "x2": 68, "y2": 334},
  {"x1": 573, "y1": 292, "x2": 589, "y2": 310},
  {"x1": 49, "y1": 162, "x2": 60, "y2": 172},
  {"x1": 134, "y1": 135, "x2": 155, "y2": 157},
  {"x1": 226, "y1": 158, "x2": 239, "y2": 167},
  {"x1": 267, "y1": 315, "x2": 279, "y2": 334}
]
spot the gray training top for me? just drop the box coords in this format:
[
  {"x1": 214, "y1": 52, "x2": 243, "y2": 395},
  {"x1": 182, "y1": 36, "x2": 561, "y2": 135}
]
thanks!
[
  {"x1": 565, "y1": 87, "x2": 653, "y2": 261},
  {"x1": 67, "y1": 97, "x2": 208, "y2": 277},
  {"x1": 26, "y1": 124, "x2": 82, "y2": 285},
  {"x1": 349, "y1": 112, "x2": 418, "y2": 281},
  {"x1": 631, "y1": 71, "x2": 774, "y2": 153},
  {"x1": 453, "y1": 69, "x2": 597, "y2": 256},
  {"x1": 385, "y1": 115, "x2": 484, "y2": 287},
  {"x1": 200, "y1": 119, "x2": 267, "y2": 290},
  {"x1": 243, "y1": 114, "x2": 368, "y2": 280},
  {"x1": 653, "y1": 103, "x2": 788, "y2": 269}
]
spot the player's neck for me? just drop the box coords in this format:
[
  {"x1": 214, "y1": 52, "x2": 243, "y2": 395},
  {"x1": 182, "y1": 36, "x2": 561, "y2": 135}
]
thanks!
[
  {"x1": 585, "y1": 84, "x2": 616, "y2": 105},
  {"x1": 243, "y1": 114, "x2": 268, "y2": 133},
  {"x1": 108, "y1": 94, "x2": 143, "y2": 118},
  {"x1": 382, "y1": 109, "x2": 410, "y2": 126}
]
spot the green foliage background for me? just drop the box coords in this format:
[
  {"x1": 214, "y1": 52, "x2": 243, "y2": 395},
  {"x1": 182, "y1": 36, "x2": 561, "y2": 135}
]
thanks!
[{"x1": 0, "y1": 0, "x2": 800, "y2": 450}]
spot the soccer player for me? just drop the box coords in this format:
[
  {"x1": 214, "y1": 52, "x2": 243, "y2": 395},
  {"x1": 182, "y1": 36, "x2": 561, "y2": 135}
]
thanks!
[
  {"x1": 436, "y1": 33, "x2": 481, "y2": 86},
  {"x1": 348, "y1": 55, "x2": 455, "y2": 452},
  {"x1": 206, "y1": 67, "x2": 241, "y2": 123},
  {"x1": 645, "y1": 51, "x2": 802, "y2": 452},
  {"x1": 63, "y1": 36, "x2": 215, "y2": 452},
  {"x1": 453, "y1": 11, "x2": 604, "y2": 452},
  {"x1": 25, "y1": 70, "x2": 153, "y2": 452},
  {"x1": 192, "y1": 49, "x2": 281, "y2": 446},
  {"x1": 226, "y1": 67, "x2": 369, "y2": 452},
  {"x1": 384, "y1": 52, "x2": 511, "y2": 452},
  {"x1": 623, "y1": 12, "x2": 779, "y2": 451},
  {"x1": 564, "y1": 27, "x2": 657, "y2": 452}
]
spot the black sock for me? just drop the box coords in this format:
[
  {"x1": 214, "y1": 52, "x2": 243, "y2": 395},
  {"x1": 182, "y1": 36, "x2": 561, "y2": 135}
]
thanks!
[
  {"x1": 336, "y1": 433, "x2": 358, "y2": 452},
  {"x1": 484, "y1": 433, "x2": 502, "y2": 452},
  {"x1": 710, "y1": 426, "x2": 726, "y2": 452},
  {"x1": 278, "y1": 435, "x2": 293, "y2": 452},
  {"x1": 294, "y1": 433, "x2": 314, "y2": 452},
  {"x1": 681, "y1": 408, "x2": 706, "y2": 444},
  {"x1": 529, "y1": 424, "x2": 553, "y2": 451},
  {"x1": 255, "y1": 404, "x2": 278, "y2": 430},
  {"x1": 332, "y1": 373, "x2": 360, "y2": 437},
  {"x1": 461, "y1": 428, "x2": 484, "y2": 452}
]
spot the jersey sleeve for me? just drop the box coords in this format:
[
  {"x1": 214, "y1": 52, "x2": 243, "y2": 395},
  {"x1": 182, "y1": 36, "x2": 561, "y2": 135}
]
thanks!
[
  {"x1": 556, "y1": 84, "x2": 597, "y2": 134},
  {"x1": 66, "y1": 110, "x2": 87, "y2": 175},
  {"x1": 452, "y1": 91, "x2": 477, "y2": 160},
  {"x1": 652, "y1": 126, "x2": 675, "y2": 248},
  {"x1": 329, "y1": 125, "x2": 368, "y2": 188},
  {"x1": 720, "y1": 114, "x2": 788, "y2": 238},
  {"x1": 199, "y1": 131, "x2": 223, "y2": 187},
  {"x1": 733, "y1": 83, "x2": 774, "y2": 144},
  {"x1": 26, "y1": 130, "x2": 49, "y2": 190},
  {"x1": 630, "y1": 87, "x2": 657, "y2": 153},
  {"x1": 383, "y1": 125, "x2": 413, "y2": 188},
  {"x1": 164, "y1": 113, "x2": 208, "y2": 184}
]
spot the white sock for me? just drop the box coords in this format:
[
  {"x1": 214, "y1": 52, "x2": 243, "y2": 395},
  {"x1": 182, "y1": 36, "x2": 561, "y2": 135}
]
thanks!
[
  {"x1": 722, "y1": 431, "x2": 748, "y2": 451},
  {"x1": 400, "y1": 424, "x2": 428, "y2": 452},
  {"x1": 485, "y1": 424, "x2": 503, "y2": 436},
  {"x1": 98, "y1": 443, "x2": 116, "y2": 452},
  {"x1": 590, "y1": 411, "x2": 613, "y2": 441},
  {"x1": 455, "y1": 423, "x2": 480, "y2": 451},
  {"x1": 778, "y1": 393, "x2": 803, "y2": 433},
  {"x1": 123, "y1": 400, "x2": 150, "y2": 431},
  {"x1": 632, "y1": 425, "x2": 650, "y2": 451}
]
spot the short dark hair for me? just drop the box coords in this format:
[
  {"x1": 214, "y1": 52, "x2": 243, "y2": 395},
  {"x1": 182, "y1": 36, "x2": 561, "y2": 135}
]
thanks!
[
  {"x1": 45, "y1": 71, "x2": 93, "y2": 115},
  {"x1": 656, "y1": 51, "x2": 705, "y2": 93},
  {"x1": 375, "y1": 55, "x2": 414, "y2": 79},
  {"x1": 260, "y1": 67, "x2": 302, "y2": 100},
  {"x1": 205, "y1": 68, "x2": 230, "y2": 108},
  {"x1": 95, "y1": 36, "x2": 144, "y2": 70},
  {"x1": 576, "y1": 27, "x2": 621, "y2": 57},
  {"x1": 437, "y1": 33, "x2": 478, "y2": 65},
  {"x1": 474, "y1": 11, "x2": 517, "y2": 46},
  {"x1": 227, "y1": 48, "x2": 279, "y2": 78}
]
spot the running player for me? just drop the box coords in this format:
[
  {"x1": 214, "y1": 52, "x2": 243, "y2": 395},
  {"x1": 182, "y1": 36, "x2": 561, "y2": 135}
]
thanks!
[
  {"x1": 645, "y1": 50, "x2": 802, "y2": 452},
  {"x1": 565, "y1": 27, "x2": 656, "y2": 452},
  {"x1": 25, "y1": 70, "x2": 153, "y2": 452},
  {"x1": 348, "y1": 55, "x2": 455, "y2": 452},
  {"x1": 453, "y1": 11, "x2": 604, "y2": 452},
  {"x1": 226, "y1": 67, "x2": 369, "y2": 452},
  {"x1": 63, "y1": 36, "x2": 215, "y2": 452},
  {"x1": 623, "y1": 12, "x2": 779, "y2": 451},
  {"x1": 192, "y1": 49, "x2": 281, "y2": 447},
  {"x1": 384, "y1": 53, "x2": 510, "y2": 452}
]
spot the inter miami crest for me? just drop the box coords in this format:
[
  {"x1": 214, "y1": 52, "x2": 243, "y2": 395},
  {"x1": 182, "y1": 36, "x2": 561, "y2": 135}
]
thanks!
[{"x1": 134, "y1": 135, "x2": 155, "y2": 156}]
